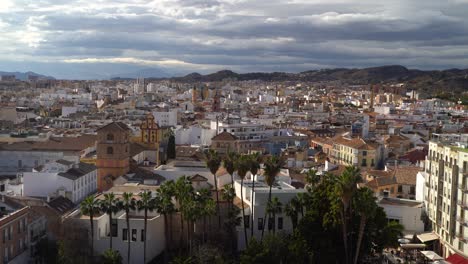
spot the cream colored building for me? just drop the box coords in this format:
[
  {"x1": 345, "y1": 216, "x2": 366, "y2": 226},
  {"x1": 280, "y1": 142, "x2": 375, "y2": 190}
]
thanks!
[
  {"x1": 330, "y1": 136, "x2": 379, "y2": 169},
  {"x1": 425, "y1": 134, "x2": 468, "y2": 258}
]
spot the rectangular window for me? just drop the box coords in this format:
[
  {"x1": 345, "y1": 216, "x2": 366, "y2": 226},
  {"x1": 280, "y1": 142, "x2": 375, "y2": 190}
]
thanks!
[
  {"x1": 4, "y1": 247, "x2": 8, "y2": 263},
  {"x1": 3, "y1": 229, "x2": 6, "y2": 242},
  {"x1": 111, "y1": 219, "x2": 118, "y2": 237},
  {"x1": 362, "y1": 151, "x2": 367, "y2": 156},
  {"x1": 122, "y1": 228, "x2": 128, "y2": 241},
  {"x1": 410, "y1": 186, "x2": 415, "y2": 195},
  {"x1": 0, "y1": 185, "x2": 4, "y2": 192},
  {"x1": 244, "y1": 215, "x2": 250, "y2": 228},
  {"x1": 132, "y1": 229, "x2": 137, "y2": 242},
  {"x1": 258, "y1": 218, "x2": 263, "y2": 230},
  {"x1": 9, "y1": 226, "x2": 12, "y2": 240},
  {"x1": 141, "y1": 229, "x2": 145, "y2": 242},
  {"x1": 398, "y1": 185, "x2": 403, "y2": 193},
  {"x1": 278, "y1": 217, "x2": 283, "y2": 230}
]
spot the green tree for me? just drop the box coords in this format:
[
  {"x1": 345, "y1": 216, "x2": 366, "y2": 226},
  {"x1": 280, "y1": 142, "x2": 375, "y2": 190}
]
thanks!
[
  {"x1": 80, "y1": 195, "x2": 100, "y2": 260},
  {"x1": 248, "y1": 153, "x2": 261, "y2": 237},
  {"x1": 118, "y1": 192, "x2": 136, "y2": 264},
  {"x1": 284, "y1": 201, "x2": 298, "y2": 230},
  {"x1": 175, "y1": 176, "x2": 195, "y2": 251},
  {"x1": 335, "y1": 166, "x2": 362, "y2": 264},
  {"x1": 167, "y1": 133, "x2": 176, "y2": 159},
  {"x1": 137, "y1": 190, "x2": 157, "y2": 264},
  {"x1": 205, "y1": 149, "x2": 222, "y2": 228},
  {"x1": 101, "y1": 249, "x2": 123, "y2": 264},
  {"x1": 261, "y1": 156, "x2": 284, "y2": 240},
  {"x1": 156, "y1": 180, "x2": 177, "y2": 262},
  {"x1": 353, "y1": 187, "x2": 377, "y2": 264},
  {"x1": 236, "y1": 155, "x2": 250, "y2": 247},
  {"x1": 99, "y1": 193, "x2": 119, "y2": 250},
  {"x1": 266, "y1": 197, "x2": 282, "y2": 234}
]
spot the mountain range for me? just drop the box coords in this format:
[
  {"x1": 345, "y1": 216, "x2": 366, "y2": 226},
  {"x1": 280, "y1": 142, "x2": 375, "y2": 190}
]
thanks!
[{"x1": 0, "y1": 71, "x2": 55, "y2": 81}]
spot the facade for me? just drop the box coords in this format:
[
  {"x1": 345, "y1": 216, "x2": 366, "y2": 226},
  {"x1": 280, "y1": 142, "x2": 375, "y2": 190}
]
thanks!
[
  {"x1": 424, "y1": 134, "x2": 468, "y2": 258},
  {"x1": 96, "y1": 122, "x2": 131, "y2": 192},
  {"x1": 67, "y1": 186, "x2": 165, "y2": 264},
  {"x1": 139, "y1": 113, "x2": 161, "y2": 165},
  {"x1": 0, "y1": 196, "x2": 29, "y2": 263},
  {"x1": 330, "y1": 136, "x2": 379, "y2": 169},
  {"x1": 23, "y1": 159, "x2": 97, "y2": 203},
  {"x1": 378, "y1": 197, "x2": 425, "y2": 233},
  {"x1": 233, "y1": 180, "x2": 306, "y2": 250}
]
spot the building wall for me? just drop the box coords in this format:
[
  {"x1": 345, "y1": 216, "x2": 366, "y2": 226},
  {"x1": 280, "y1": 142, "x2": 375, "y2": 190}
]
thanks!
[
  {"x1": 0, "y1": 208, "x2": 28, "y2": 263},
  {"x1": 0, "y1": 151, "x2": 65, "y2": 175},
  {"x1": 380, "y1": 202, "x2": 425, "y2": 233}
]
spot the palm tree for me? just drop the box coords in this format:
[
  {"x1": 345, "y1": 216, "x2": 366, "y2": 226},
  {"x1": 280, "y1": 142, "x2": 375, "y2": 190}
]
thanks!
[
  {"x1": 137, "y1": 190, "x2": 157, "y2": 264},
  {"x1": 353, "y1": 188, "x2": 377, "y2": 264},
  {"x1": 335, "y1": 166, "x2": 362, "y2": 264},
  {"x1": 248, "y1": 153, "x2": 261, "y2": 237},
  {"x1": 236, "y1": 155, "x2": 250, "y2": 247},
  {"x1": 294, "y1": 193, "x2": 305, "y2": 218},
  {"x1": 100, "y1": 193, "x2": 119, "y2": 250},
  {"x1": 205, "y1": 149, "x2": 222, "y2": 228},
  {"x1": 101, "y1": 249, "x2": 123, "y2": 264},
  {"x1": 261, "y1": 156, "x2": 284, "y2": 240},
  {"x1": 156, "y1": 181, "x2": 176, "y2": 262},
  {"x1": 118, "y1": 192, "x2": 136, "y2": 264},
  {"x1": 284, "y1": 201, "x2": 298, "y2": 230},
  {"x1": 174, "y1": 176, "x2": 194, "y2": 251},
  {"x1": 266, "y1": 197, "x2": 282, "y2": 234},
  {"x1": 224, "y1": 152, "x2": 238, "y2": 188},
  {"x1": 305, "y1": 169, "x2": 320, "y2": 191},
  {"x1": 80, "y1": 195, "x2": 100, "y2": 260}
]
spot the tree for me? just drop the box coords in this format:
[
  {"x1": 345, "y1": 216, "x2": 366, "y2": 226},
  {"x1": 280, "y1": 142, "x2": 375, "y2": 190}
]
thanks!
[
  {"x1": 167, "y1": 131, "x2": 176, "y2": 160},
  {"x1": 261, "y1": 156, "x2": 284, "y2": 240},
  {"x1": 266, "y1": 197, "x2": 282, "y2": 234},
  {"x1": 248, "y1": 153, "x2": 261, "y2": 237},
  {"x1": 284, "y1": 201, "x2": 298, "y2": 230},
  {"x1": 80, "y1": 195, "x2": 100, "y2": 260},
  {"x1": 137, "y1": 190, "x2": 157, "y2": 264},
  {"x1": 335, "y1": 166, "x2": 362, "y2": 264},
  {"x1": 205, "y1": 149, "x2": 222, "y2": 228},
  {"x1": 174, "y1": 176, "x2": 194, "y2": 251},
  {"x1": 223, "y1": 152, "x2": 238, "y2": 188},
  {"x1": 305, "y1": 169, "x2": 320, "y2": 191},
  {"x1": 118, "y1": 192, "x2": 136, "y2": 264},
  {"x1": 353, "y1": 187, "x2": 377, "y2": 264},
  {"x1": 199, "y1": 188, "x2": 216, "y2": 243},
  {"x1": 236, "y1": 155, "x2": 250, "y2": 247},
  {"x1": 101, "y1": 249, "x2": 123, "y2": 264},
  {"x1": 100, "y1": 193, "x2": 119, "y2": 250},
  {"x1": 156, "y1": 181, "x2": 177, "y2": 262}
]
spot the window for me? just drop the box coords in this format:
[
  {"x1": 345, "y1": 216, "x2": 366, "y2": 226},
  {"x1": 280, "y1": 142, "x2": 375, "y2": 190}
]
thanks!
[
  {"x1": 107, "y1": 147, "x2": 113, "y2": 155},
  {"x1": 9, "y1": 226, "x2": 12, "y2": 240},
  {"x1": 132, "y1": 229, "x2": 137, "y2": 242},
  {"x1": 141, "y1": 229, "x2": 145, "y2": 242},
  {"x1": 410, "y1": 186, "x2": 415, "y2": 195},
  {"x1": 278, "y1": 217, "x2": 283, "y2": 230},
  {"x1": 362, "y1": 151, "x2": 367, "y2": 156},
  {"x1": 361, "y1": 159, "x2": 367, "y2": 167},
  {"x1": 111, "y1": 219, "x2": 118, "y2": 237},
  {"x1": 107, "y1": 133, "x2": 114, "y2": 141},
  {"x1": 398, "y1": 185, "x2": 403, "y2": 193},
  {"x1": 123, "y1": 228, "x2": 128, "y2": 241},
  {"x1": 0, "y1": 185, "x2": 4, "y2": 192},
  {"x1": 18, "y1": 160, "x2": 22, "y2": 168},
  {"x1": 4, "y1": 247, "x2": 8, "y2": 263},
  {"x1": 258, "y1": 218, "x2": 263, "y2": 230},
  {"x1": 3, "y1": 229, "x2": 6, "y2": 242},
  {"x1": 244, "y1": 215, "x2": 250, "y2": 228}
]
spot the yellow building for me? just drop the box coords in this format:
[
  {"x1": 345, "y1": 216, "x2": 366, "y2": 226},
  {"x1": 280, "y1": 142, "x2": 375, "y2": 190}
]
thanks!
[{"x1": 330, "y1": 136, "x2": 378, "y2": 169}]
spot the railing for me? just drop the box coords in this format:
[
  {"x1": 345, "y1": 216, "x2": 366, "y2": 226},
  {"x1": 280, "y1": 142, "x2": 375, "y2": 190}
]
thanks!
[
  {"x1": 457, "y1": 217, "x2": 468, "y2": 226},
  {"x1": 456, "y1": 232, "x2": 468, "y2": 242},
  {"x1": 457, "y1": 200, "x2": 468, "y2": 209},
  {"x1": 458, "y1": 184, "x2": 468, "y2": 193}
]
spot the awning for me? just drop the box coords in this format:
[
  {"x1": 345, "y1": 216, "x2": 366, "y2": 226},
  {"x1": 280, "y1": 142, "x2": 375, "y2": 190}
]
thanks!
[
  {"x1": 421, "y1": 250, "x2": 444, "y2": 261},
  {"x1": 446, "y1": 254, "x2": 468, "y2": 264},
  {"x1": 400, "y1": 243, "x2": 426, "y2": 249},
  {"x1": 417, "y1": 232, "x2": 439, "y2": 243}
]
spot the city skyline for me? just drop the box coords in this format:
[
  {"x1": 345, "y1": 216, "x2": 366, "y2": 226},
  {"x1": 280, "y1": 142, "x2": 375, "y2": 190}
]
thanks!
[{"x1": 1, "y1": 0, "x2": 468, "y2": 79}]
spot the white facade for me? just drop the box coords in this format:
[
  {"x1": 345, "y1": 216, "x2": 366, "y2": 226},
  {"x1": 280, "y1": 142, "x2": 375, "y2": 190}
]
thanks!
[
  {"x1": 152, "y1": 110, "x2": 178, "y2": 127},
  {"x1": 233, "y1": 180, "x2": 305, "y2": 250},
  {"x1": 378, "y1": 197, "x2": 425, "y2": 233},
  {"x1": 174, "y1": 126, "x2": 216, "y2": 146},
  {"x1": 23, "y1": 160, "x2": 97, "y2": 203}
]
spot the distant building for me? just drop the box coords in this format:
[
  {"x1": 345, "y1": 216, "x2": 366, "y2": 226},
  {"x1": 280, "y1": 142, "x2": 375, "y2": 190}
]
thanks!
[
  {"x1": 0, "y1": 195, "x2": 29, "y2": 263},
  {"x1": 0, "y1": 75, "x2": 16, "y2": 82}
]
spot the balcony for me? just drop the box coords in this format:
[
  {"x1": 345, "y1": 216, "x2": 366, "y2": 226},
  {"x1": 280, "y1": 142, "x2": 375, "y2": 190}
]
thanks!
[
  {"x1": 456, "y1": 232, "x2": 468, "y2": 242},
  {"x1": 458, "y1": 185, "x2": 468, "y2": 193},
  {"x1": 458, "y1": 200, "x2": 468, "y2": 209},
  {"x1": 425, "y1": 181, "x2": 430, "y2": 188},
  {"x1": 457, "y1": 218, "x2": 468, "y2": 226}
]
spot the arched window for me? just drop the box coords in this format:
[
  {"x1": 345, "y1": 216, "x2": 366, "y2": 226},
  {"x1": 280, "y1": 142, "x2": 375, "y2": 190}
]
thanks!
[{"x1": 107, "y1": 147, "x2": 114, "y2": 155}]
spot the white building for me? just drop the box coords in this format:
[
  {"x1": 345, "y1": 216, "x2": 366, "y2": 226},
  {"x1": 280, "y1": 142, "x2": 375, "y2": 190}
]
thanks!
[
  {"x1": 233, "y1": 179, "x2": 305, "y2": 250},
  {"x1": 67, "y1": 185, "x2": 165, "y2": 264},
  {"x1": 23, "y1": 159, "x2": 97, "y2": 203},
  {"x1": 378, "y1": 197, "x2": 425, "y2": 233},
  {"x1": 152, "y1": 110, "x2": 178, "y2": 127}
]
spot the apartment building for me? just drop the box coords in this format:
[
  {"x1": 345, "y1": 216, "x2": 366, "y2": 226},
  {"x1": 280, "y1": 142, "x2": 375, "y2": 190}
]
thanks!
[
  {"x1": 424, "y1": 134, "x2": 468, "y2": 258},
  {"x1": 0, "y1": 196, "x2": 29, "y2": 263},
  {"x1": 330, "y1": 136, "x2": 380, "y2": 169}
]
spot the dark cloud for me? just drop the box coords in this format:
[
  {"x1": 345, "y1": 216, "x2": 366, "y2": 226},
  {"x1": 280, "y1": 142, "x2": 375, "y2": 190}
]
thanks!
[{"x1": 1, "y1": 0, "x2": 468, "y2": 79}]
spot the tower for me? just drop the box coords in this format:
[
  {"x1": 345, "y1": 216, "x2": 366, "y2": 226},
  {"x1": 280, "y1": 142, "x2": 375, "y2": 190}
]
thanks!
[
  {"x1": 212, "y1": 89, "x2": 220, "y2": 112},
  {"x1": 140, "y1": 113, "x2": 161, "y2": 165},
  {"x1": 96, "y1": 122, "x2": 131, "y2": 191},
  {"x1": 192, "y1": 86, "x2": 197, "y2": 104}
]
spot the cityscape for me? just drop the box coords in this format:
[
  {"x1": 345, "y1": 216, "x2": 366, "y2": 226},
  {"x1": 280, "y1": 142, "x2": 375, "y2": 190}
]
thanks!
[{"x1": 1, "y1": 1, "x2": 468, "y2": 264}]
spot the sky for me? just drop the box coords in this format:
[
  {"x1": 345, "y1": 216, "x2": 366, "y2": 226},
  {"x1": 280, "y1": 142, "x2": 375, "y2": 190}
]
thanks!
[{"x1": 1, "y1": 0, "x2": 468, "y2": 79}]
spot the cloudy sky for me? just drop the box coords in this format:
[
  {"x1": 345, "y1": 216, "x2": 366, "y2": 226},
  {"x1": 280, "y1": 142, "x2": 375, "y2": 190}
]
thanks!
[{"x1": 1, "y1": 0, "x2": 468, "y2": 79}]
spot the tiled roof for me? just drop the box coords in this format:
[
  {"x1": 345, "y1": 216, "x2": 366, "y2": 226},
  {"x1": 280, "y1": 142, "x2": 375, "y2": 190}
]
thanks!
[
  {"x1": 0, "y1": 134, "x2": 97, "y2": 152},
  {"x1": 394, "y1": 166, "x2": 420, "y2": 185},
  {"x1": 96, "y1": 122, "x2": 130, "y2": 132},
  {"x1": 367, "y1": 176, "x2": 397, "y2": 188},
  {"x1": 333, "y1": 136, "x2": 376, "y2": 150},
  {"x1": 212, "y1": 131, "x2": 238, "y2": 141},
  {"x1": 58, "y1": 162, "x2": 96, "y2": 180},
  {"x1": 47, "y1": 196, "x2": 76, "y2": 214}
]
